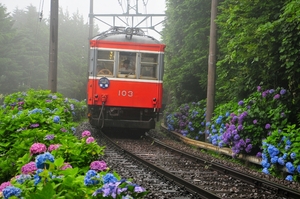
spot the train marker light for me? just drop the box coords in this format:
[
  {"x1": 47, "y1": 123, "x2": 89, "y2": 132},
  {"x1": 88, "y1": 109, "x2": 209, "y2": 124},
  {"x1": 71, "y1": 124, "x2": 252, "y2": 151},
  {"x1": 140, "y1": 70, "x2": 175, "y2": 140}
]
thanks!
[{"x1": 98, "y1": 77, "x2": 110, "y2": 89}]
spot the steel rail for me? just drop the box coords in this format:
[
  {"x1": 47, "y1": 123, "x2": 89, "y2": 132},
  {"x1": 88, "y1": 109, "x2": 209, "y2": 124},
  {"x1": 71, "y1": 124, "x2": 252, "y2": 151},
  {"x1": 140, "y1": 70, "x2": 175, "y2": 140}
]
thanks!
[
  {"x1": 147, "y1": 133, "x2": 300, "y2": 199},
  {"x1": 100, "y1": 132, "x2": 221, "y2": 199}
]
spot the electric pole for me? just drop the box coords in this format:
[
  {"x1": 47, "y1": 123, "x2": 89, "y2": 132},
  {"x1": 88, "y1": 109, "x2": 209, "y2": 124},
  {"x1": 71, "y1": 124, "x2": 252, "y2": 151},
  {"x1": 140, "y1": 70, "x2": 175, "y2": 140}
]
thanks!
[
  {"x1": 48, "y1": 0, "x2": 59, "y2": 93},
  {"x1": 205, "y1": 0, "x2": 218, "y2": 140}
]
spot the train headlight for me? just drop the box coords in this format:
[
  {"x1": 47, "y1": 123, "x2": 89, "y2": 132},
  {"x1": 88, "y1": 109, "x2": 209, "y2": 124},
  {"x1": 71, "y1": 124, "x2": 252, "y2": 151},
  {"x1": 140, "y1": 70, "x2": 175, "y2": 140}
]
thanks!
[
  {"x1": 98, "y1": 77, "x2": 110, "y2": 89},
  {"x1": 125, "y1": 27, "x2": 133, "y2": 35}
]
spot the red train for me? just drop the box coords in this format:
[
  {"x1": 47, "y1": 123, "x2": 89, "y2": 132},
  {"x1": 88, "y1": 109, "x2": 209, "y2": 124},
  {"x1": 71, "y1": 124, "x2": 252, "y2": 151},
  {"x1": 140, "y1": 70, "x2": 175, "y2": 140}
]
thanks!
[{"x1": 87, "y1": 27, "x2": 166, "y2": 130}]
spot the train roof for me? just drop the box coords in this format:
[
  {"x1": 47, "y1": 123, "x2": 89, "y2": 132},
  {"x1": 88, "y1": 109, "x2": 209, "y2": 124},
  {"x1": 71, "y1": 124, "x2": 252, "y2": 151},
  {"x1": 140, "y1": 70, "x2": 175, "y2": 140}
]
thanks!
[{"x1": 92, "y1": 27, "x2": 161, "y2": 44}]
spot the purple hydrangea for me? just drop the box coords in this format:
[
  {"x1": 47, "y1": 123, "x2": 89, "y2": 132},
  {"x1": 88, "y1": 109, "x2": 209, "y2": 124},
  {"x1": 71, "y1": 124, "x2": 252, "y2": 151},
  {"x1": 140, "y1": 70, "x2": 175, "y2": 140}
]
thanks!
[
  {"x1": 61, "y1": 163, "x2": 72, "y2": 170},
  {"x1": 265, "y1": 123, "x2": 271, "y2": 129},
  {"x1": 30, "y1": 143, "x2": 47, "y2": 155},
  {"x1": 0, "y1": 182, "x2": 11, "y2": 192},
  {"x1": 48, "y1": 144, "x2": 61, "y2": 152},
  {"x1": 21, "y1": 161, "x2": 37, "y2": 174},
  {"x1": 90, "y1": 161, "x2": 107, "y2": 172},
  {"x1": 82, "y1": 130, "x2": 91, "y2": 137},
  {"x1": 30, "y1": 123, "x2": 39, "y2": 128},
  {"x1": 86, "y1": 137, "x2": 95, "y2": 144},
  {"x1": 44, "y1": 134, "x2": 55, "y2": 140},
  {"x1": 273, "y1": 94, "x2": 280, "y2": 99}
]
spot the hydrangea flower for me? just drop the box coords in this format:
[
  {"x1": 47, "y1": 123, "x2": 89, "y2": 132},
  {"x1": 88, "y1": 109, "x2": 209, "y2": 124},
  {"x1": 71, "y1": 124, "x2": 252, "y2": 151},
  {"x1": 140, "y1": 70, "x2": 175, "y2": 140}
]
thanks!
[
  {"x1": 48, "y1": 144, "x2": 61, "y2": 152},
  {"x1": 262, "y1": 168, "x2": 269, "y2": 174},
  {"x1": 273, "y1": 94, "x2": 280, "y2": 99},
  {"x1": 30, "y1": 143, "x2": 47, "y2": 155},
  {"x1": 30, "y1": 123, "x2": 39, "y2": 128},
  {"x1": 265, "y1": 123, "x2": 271, "y2": 130},
  {"x1": 103, "y1": 173, "x2": 118, "y2": 184},
  {"x1": 61, "y1": 163, "x2": 72, "y2": 170},
  {"x1": 84, "y1": 170, "x2": 100, "y2": 186},
  {"x1": 86, "y1": 137, "x2": 95, "y2": 144},
  {"x1": 2, "y1": 186, "x2": 22, "y2": 199},
  {"x1": 44, "y1": 134, "x2": 55, "y2": 140},
  {"x1": 286, "y1": 162, "x2": 295, "y2": 174},
  {"x1": 0, "y1": 182, "x2": 11, "y2": 192},
  {"x1": 53, "y1": 116, "x2": 60, "y2": 123},
  {"x1": 82, "y1": 130, "x2": 91, "y2": 137},
  {"x1": 90, "y1": 160, "x2": 107, "y2": 172},
  {"x1": 21, "y1": 161, "x2": 37, "y2": 174},
  {"x1": 92, "y1": 181, "x2": 126, "y2": 197},
  {"x1": 33, "y1": 169, "x2": 44, "y2": 186},
  {"x1": 290, "y1": 152, "x2": 296, "y2": 160},
  {"x1": 16, "y1": 174, "x2": 32, "y2": 184},
  {"x1": 285, "y1": 175, "x2": 293, "y2": 182},
  {"x1": 35, "y1": 152, "x2": 55, "y2": 169}
]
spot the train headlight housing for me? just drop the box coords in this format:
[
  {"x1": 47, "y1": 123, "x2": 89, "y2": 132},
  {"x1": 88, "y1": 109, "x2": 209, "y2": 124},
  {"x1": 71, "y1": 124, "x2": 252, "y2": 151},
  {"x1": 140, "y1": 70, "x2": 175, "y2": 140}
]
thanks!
[{"x1": 98, "y1": 77, "x2": 110, "y2": 89}]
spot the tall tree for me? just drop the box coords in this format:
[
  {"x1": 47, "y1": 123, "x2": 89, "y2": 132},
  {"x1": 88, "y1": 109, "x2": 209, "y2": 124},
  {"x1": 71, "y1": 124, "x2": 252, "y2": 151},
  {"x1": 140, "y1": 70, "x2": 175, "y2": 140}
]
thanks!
[
  {"x1": 163, "y1": 0, "x2": 211, "y2": 106},
  {"x1": 11, "y1": 6, "x2": 49, "y2": 91},
  {"x1": 0, "y1": 4, "x2": 20, "y2": 94},
  {"x1": 57, "y1": 9, "x2": 90, "y2": 100}
]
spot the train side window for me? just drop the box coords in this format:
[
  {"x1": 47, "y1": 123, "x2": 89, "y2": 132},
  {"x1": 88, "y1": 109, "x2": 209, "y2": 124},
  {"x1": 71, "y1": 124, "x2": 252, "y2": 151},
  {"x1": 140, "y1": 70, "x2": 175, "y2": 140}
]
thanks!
[
  {"x1": 118, "y1": 52, "x2": 136, "y2": 78},
  {"x1": 140, "y1": 53, "x2": 158, "y2": 79},
  {"x1": 97, "y1": 50, "x2": 114, "y2": 76}
]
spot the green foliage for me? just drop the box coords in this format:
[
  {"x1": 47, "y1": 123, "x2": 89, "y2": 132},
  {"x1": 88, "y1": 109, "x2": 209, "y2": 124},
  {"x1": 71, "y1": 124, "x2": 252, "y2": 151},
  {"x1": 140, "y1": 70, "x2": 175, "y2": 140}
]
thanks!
[
  {"x1": 163, "y1": 0, "x2": 211, "y2": 107},
  {"x1": 0, "y1": 4, "x2": 97, "y2": 100},
  {"x1": 0, "y1": 89, "x2": 147, "y2": 198},
  {"x1": 165, "y1": 100, "x2": 207, "y2": 141},
  {"x1": 0, "y1": 89, "x2": 87, "y2": 181}
]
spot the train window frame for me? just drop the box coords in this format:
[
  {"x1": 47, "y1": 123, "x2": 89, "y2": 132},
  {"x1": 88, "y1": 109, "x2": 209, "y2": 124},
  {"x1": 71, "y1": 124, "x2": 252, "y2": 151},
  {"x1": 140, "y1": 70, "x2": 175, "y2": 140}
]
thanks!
[
  {"x1": 117, "y1": 52, "x2": 137, "y2": 79},
  {"x1": 96, "y1": 50, "x2": 115, "y2": 77},
  {"x1": 140, "y1": 53, "x2": 158, "y2": 80}
]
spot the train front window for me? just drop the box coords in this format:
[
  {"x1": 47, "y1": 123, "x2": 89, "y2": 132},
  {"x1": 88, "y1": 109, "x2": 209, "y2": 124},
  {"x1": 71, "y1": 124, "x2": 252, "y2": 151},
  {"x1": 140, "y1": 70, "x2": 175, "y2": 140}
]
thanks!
[
  {"x1": 118, "y1": 52, "x2": 136, "y2": 78},
  {"x1": 96, "y1": 50, "x2": 114, "y2": 76},
  {"x1": 140, "y1": 53, "x2": 158, "y2": 79}
]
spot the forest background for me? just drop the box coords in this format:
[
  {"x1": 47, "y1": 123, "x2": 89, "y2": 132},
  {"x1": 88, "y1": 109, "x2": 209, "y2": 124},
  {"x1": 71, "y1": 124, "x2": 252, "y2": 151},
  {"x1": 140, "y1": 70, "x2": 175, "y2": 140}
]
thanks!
[{"x1": 1, "y1": 0, "x2": 300, "y2": 122}]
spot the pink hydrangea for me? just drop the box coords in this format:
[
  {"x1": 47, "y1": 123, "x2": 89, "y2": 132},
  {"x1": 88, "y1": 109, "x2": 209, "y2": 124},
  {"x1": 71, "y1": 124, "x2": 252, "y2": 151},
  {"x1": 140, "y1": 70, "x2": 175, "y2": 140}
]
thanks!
[
  {"x1": 90, "y1": 160, "x2": 107, "y2": 172},
  {"x1": 81, "y1": 130, "x2": 91, "y2": 138},
  {"x1": 86, "y1": 136, "x2": 95, "y2": 144},
  {"x1": 61, "y1": 163, "x2": 72, "y2": 170},
  {"x1": 30, "y1": 143, "x2": 47, "y2": 155},
  {"x1": 21, "y1": 161, "x2": 37, "y2": 174},
  {"x1": 0, "y1": 182, "x2": 11, "y2": 191},
  {"x1": 48, "y1": 144, "x2": 61, "y2": 152}
]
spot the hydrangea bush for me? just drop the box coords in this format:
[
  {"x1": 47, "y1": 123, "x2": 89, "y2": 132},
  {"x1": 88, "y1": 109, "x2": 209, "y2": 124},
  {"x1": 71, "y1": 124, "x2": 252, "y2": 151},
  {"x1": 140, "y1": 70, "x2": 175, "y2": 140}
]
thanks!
[
  {"x1": 165, "y1": 86, "x2": 300, "y2": 181},
  {"x1": 0, "y1": 89, "x2": 148, "y2": 198}
]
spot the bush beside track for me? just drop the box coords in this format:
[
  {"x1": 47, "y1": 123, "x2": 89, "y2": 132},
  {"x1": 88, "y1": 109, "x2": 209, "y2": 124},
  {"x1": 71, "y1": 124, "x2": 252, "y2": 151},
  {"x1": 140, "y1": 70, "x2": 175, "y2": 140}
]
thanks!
[{"x1": 0, "y1": 89, "x2": 147, "y2": 198}]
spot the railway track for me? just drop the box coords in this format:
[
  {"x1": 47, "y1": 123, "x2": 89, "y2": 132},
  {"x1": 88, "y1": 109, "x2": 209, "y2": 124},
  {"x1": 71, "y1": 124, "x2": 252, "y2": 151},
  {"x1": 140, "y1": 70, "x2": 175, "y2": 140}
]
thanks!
[{"x1": 99, "y1": 130, "x2": 300, "y2": 199}]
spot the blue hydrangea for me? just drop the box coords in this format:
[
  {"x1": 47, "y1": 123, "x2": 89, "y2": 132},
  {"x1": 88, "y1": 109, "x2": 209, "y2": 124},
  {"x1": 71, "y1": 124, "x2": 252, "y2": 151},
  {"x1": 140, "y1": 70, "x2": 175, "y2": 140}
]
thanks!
[
  {"x1": 290, "y1": 152, "x2": 296, "y2": 160},
  {"x1": 16, "y1": 174, "x2": 31, "y2": 184},
  {"x1": 35, "y1": 152, "x2": 55, "y2": 169},
  {"x1": 277, "y1": 157, "x2": 285, "y2": 166},
  {"x1": 267, "y1": 145, "x2": 279, "y2": 157},
  {"x1": 103, "y1": 173, "x2": 118, "y2": 184},
  {"x1": 262, "y1": 168, "x2": 269, "y2": 174},
  {"x1": 261, "y1": 160, "x2": 270, "y2": 168},
  {"x1": 33, "y1": 169, "x2": 44, "y2": 185},
  {"x1": 2, "y1": 186, "x2": 22, "y2": 199},
  {"x1": 84, "y1": 170, "x2": 100, "y2": 186},
  {"x1": 286, "y1": 162, "x2": 295, "y2": 174},
  {"x1": 29, "y1": 108, "x2": 43, "y2": 114},
  {"x1": 53, "y1": 116, "x2": 60, "y2": 123},
  {"x1": 285, "y1": 175, "x2": 293, "y2": 181},
  {"x1": 270, "y1": 156, "x2": 278, "y2": 164}
]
